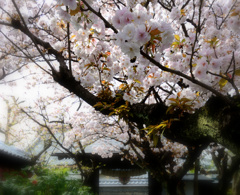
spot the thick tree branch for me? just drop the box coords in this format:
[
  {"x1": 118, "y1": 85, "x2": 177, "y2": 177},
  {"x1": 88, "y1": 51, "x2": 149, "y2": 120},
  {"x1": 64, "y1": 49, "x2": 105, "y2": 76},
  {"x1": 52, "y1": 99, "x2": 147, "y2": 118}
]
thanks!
[{"x1": 175, "y1": 144, "x2": 208, "y2": 179}]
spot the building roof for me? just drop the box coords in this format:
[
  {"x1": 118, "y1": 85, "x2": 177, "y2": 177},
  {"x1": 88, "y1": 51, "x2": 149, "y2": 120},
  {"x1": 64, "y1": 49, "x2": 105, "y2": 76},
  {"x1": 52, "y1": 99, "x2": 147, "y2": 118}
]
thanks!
[
  {"x1": 0, "y1": 140, "x2": 33, "y2": 168},
  {"x1": 99, "y1": 174, "x2": 149, "y2": 187},
  {"x1": 99, "y1": 173, "x2": 215, "y2": 187},
  {"x1": 0, "y1": 140, "x2": 31, "y2": 161}
]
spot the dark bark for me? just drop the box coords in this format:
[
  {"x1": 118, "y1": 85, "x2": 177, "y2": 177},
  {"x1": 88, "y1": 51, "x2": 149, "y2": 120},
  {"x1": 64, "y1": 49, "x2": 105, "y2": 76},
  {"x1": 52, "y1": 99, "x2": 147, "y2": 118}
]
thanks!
[
  {"x1": 83, "y1": 168, "x2": 99, "y2": 195},
  {"x1": 217, "y1": 158, "x2": 240, "y2": 195},
  {"x1": 145, "y1": 145, "x2": 206, "y2": 195},
  {"x1": 212, "y1": 147, "x2": 240, "y2": 195},
  {"x1": 166, "y1": 180, "x2": 186, "y2": 195},
  {"x1": 233, "y1": 169, "x2": 240, "y2": 195},
  {"x1": 166, "y1": 180, "x2": 178, "y2": 195},
  {"x1": 194, "y1": 159, "x2": 199, "y2": 195},
  {"x1": 148, "y1": 173, "x2": 162, "y2": 195}
]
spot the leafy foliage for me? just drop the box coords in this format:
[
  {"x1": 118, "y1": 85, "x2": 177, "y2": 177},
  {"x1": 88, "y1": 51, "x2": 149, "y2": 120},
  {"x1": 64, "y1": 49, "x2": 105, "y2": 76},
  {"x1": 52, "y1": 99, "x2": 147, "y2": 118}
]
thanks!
[
  {"x1": 166, "y1": 93, "x2": 195, "y2": 117},
  {"x1": 0, "y1": 167, "x2": 94, "y2": 195}
]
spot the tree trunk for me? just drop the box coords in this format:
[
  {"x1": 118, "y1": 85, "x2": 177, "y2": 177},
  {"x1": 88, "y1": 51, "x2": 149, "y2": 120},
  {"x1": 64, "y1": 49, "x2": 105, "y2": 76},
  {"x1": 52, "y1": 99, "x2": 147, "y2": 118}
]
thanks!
[
  {"x1": 215, "y1": 176, "x2": 231, "y2": 195},
  {"x1": 213, "y1": 153, "x2": 240, "y2": 195},
  {"x1": 177, "y1": 181, "x2": 185, "y2": 195},
  {"x1": 167, "y1": 180, "x2": 178, "y2": 195},
  {"x1": 148, "y1": 173, "x2": 162, "y2": 195},
  {"x1": 232, "y1": 169, "x2": 240, "y2": 195},
  {"x1": 194, "y1": 159, "x2": 199, "y2": 195},
  {"x1": 83, "y1": 169, "x2": 99, "y2": 194}
]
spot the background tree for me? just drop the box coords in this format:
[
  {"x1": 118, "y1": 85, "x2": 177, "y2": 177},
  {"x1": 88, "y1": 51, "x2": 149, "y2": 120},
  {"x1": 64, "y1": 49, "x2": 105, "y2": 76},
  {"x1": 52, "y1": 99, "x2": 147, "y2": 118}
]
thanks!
[
  {"x1": 0, "y1": 0, "x2": 240, "y2": 194},
  {"x1": 0, "y1": 96, "x2": 26, "y2": 145}
]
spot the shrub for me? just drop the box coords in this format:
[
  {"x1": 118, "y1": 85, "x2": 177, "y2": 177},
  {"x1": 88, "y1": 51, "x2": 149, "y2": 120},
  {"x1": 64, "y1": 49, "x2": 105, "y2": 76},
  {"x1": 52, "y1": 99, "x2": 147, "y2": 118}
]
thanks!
[{"x1": 0, "y1": 167, "x2": 94, "y2": 195}]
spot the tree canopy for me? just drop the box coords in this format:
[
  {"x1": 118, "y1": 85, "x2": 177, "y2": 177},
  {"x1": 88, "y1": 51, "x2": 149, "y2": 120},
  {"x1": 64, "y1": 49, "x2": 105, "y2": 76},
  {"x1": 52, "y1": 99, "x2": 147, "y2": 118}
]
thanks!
[{"x1": 0, "y1": 0, "x2": 240, "y2": 194}]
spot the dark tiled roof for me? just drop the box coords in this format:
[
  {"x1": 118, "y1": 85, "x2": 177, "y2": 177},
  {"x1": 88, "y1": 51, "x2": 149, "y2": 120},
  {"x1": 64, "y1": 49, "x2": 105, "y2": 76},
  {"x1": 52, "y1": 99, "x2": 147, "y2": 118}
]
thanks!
[{"x1": 0, "y1": 141, "x2": 31, "y2": 161}]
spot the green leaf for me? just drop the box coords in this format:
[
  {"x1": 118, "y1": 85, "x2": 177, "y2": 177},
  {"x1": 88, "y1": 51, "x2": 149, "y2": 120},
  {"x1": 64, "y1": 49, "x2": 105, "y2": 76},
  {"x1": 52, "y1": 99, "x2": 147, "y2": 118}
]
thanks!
[
  {"x1": 180, "y1": 97, "x2": 191, "y2": 103},
  {"x1": 93, "y1": 102, "x2": 103, "y2": 108},
  {"x1": 147, "y1": 127, "x2": 155, "y2": 136},
  {"x1": 171, "y1": 42, "x2": 179, "y2": 46},
  {"x1": 70, "y1": 5, "x2": 80, "y2": 16},
  {"x1": 134, "y1": 79, "x2": 141, "y2": 84},
  {"x1": 168, "y1": 98, "x2": 178, "y2": 102},
  {"x1": 102, "y1": 67, "x2": 110, "y2": 71},
  {"x1": 150, "y1": 29, "x2": 162, "y2": 36},
  {"x1": 166, "y1": 105, "x2": 175, "y2": 114},
  {"x1": 153, "y1": 135, "x2": 158, "y2": 147},
  {"x1": 174, "y1": 35, "x2": 180, "y2": 41},
  {"x1": 192, "y1": 63, "x2": 197, "y2": 67},
  {"x1": 219, "y1": 78, "x2": 228, "y2": 89},
  {"x1": 235, "y1": 69, "x2": 240, "y2": 76}
]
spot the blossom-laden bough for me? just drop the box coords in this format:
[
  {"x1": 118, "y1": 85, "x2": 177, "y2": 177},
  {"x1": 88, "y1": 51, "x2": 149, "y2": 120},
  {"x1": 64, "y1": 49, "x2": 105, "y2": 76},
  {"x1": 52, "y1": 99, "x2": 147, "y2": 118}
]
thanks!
[{"x1": 0, "y1": 0, "x2": 240, "y2": 194}]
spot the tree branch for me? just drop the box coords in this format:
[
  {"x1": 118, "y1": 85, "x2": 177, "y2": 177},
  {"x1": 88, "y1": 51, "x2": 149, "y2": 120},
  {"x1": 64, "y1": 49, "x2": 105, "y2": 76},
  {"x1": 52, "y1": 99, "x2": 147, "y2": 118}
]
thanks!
[
  {"x1": 140, "y1": 49, "x2": 233, "y2": 105},
  {"x1": 81, "y1": 0, "x2": 118, "y2": 33}
]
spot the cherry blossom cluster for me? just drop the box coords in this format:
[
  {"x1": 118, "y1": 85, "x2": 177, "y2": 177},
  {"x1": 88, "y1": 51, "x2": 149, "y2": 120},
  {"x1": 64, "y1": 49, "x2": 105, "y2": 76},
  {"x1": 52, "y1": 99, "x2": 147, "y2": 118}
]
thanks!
[{"x1": 113, "y1": 5, "x2": 174, "y2": 59}]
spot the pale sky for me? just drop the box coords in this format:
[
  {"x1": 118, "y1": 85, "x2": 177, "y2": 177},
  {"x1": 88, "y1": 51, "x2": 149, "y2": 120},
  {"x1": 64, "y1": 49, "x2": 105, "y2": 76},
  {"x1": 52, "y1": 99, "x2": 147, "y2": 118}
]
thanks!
[{"x1": 0, "y1": 69, "x2": 52, "y2": 146}]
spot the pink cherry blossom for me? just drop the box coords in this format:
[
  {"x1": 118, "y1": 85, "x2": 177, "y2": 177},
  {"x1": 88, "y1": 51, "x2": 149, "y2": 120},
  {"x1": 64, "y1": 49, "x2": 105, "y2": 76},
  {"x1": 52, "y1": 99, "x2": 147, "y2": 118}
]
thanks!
[
  {"x1": 135, "y1": 24, "x2": 150, "y2": 44},
  {"x1": 194, "y1": 65, "x2": 207, "y2": 80}
]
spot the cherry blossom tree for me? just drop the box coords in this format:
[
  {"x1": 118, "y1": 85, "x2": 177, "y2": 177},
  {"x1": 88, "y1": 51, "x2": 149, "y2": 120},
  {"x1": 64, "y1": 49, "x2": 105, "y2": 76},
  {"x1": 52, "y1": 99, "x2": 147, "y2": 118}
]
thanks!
[{"x1": 1, "y1": 0, "x2": 240, "y2": 194}]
